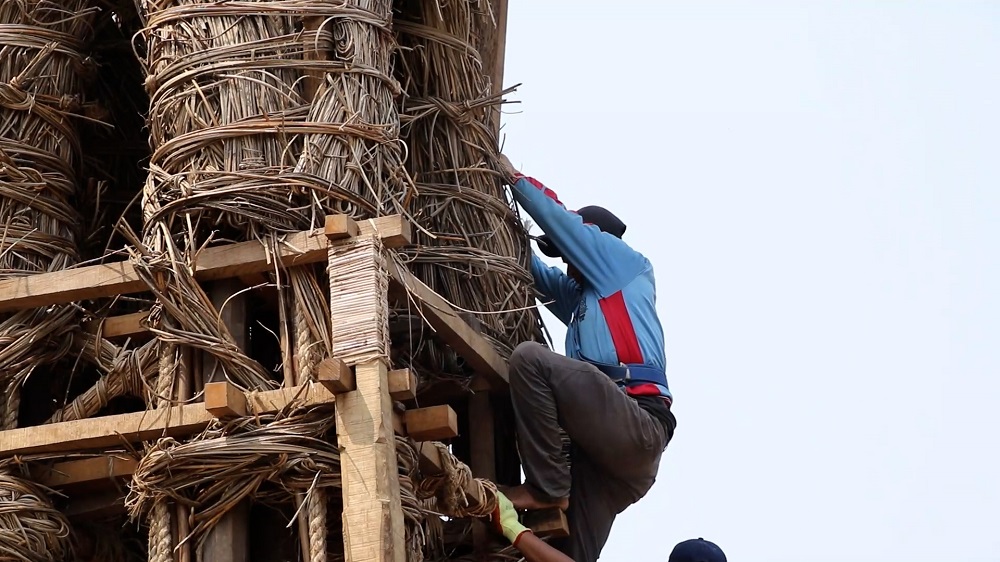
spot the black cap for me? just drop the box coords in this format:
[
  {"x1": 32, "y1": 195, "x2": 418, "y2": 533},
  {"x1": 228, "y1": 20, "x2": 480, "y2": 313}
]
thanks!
[
  {"x1": 668, "y1": 538, "x2": 727, "y2": 562},
  {"x1": 536, "y1": 205, "x2": 627, "y2": 258}
]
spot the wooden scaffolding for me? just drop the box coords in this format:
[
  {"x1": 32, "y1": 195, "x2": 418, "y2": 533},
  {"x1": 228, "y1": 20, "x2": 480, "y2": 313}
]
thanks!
[{"x1": 0, "y1": 214, "x2": 566, "y2": 561}]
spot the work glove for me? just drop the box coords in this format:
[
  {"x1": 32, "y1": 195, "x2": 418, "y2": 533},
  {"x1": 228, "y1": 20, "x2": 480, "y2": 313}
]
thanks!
[{"x1": 490, "y1": 490, "x2": 531, "y2": 546}]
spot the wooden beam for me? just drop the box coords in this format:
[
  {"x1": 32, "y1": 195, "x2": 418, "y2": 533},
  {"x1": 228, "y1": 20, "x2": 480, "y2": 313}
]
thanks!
[
  {"x1": 384, "y1": 259, "x2": 508, "y2": 388},
  {"x1": 0, "y1": 215, "x2": 411, "y2": 314},
  {"x1": 324, "y1": 214, "x2": 360, "y2": 242},
  {"x1": 404, "y1": 405, "x2": 459, "y2": 441},
  {"x1": 317, "y1": 357, "x2": 355, "y2": 393},
  {"x1": 335, "y1": 359, "x2": 406, "y2": 562},
  {"x1": 0, "y1": 382, "x2": 335, "y2": 457},
  {"x1": 203, "y1": 279, "x2": 250, "y2": 562},
  {"x1": 64, "y1": 490, "x2": 127, "y2": 520},
  {"x1": 387, "y1": 368, "x2": 416, "y2": 401},
  {"x1": 523, "y1": 508, "x2": 570, "y2": 539},
  {"x1": 302, "y1": 16, "x2": 330, "y2": 101},
  {"x1": 468, "y1": 391, "x2": 497, "y2": 555},
  {"x1": 490, "y1": 0, "x2": 509, "y2": 97},
  {"x1": 32, "y1": 455, "x2": 138, "y2": 490},
  {"x1": 204, "y1": 380, "x2": 249, "y2": 418}
]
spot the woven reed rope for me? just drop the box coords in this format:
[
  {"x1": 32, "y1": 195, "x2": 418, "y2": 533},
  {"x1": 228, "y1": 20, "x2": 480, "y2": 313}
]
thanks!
[{"x1": 394, "y1": 0, "x2": 544, "y2": 368}]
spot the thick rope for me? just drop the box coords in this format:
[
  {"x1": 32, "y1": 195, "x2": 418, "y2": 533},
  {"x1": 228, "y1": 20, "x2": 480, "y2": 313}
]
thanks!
[
  {"x1": 307, "y1": 488, "x2": 327, "y2": 562},
  {"x1": 295, "y1": 300, "x2": 317, "y2": 384},
  {"x1": 1, "y1": 381, "x2": 18, "y2": 432},
  {"x1": 147, "y1": 341, "x2": 175, "y2": 562},
  {"x1": 149, "y1": 499, "x2": 173, "y2": 562}
]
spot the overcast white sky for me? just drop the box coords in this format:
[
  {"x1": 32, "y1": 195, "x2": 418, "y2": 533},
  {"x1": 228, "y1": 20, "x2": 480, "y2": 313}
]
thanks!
[{"x1": 499, "y1": 2, "x2": 1000, "y2": 561}]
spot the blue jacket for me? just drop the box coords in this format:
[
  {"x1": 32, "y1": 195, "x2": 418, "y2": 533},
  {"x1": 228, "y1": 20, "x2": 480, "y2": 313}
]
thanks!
[{"x1": 511, "y1": 174, "x2": 671, "y2": 401}]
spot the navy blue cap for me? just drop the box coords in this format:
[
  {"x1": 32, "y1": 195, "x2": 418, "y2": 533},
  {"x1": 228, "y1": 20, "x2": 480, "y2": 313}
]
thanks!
[
  {"x1": 668, "y1": 538, "x2": 727, "y2": 562},
  {"x1": 536, "y1": 205, "x2": 627, "y2": 258}
]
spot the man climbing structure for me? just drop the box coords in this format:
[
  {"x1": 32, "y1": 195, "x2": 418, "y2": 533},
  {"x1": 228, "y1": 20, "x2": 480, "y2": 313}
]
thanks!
[{"x1": 490, "y1": 154, "x2": 677, "y2": 562}]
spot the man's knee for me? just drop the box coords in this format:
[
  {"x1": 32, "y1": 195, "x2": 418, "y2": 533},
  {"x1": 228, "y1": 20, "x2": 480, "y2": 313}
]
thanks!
[{"x1": 509, "y1": 341, "x2": 547, "y2": 386}]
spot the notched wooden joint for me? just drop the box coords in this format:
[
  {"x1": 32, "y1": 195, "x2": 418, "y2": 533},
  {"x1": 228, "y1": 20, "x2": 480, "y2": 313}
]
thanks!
[{"x1": 204, "y1": 381, "x2": 248, "y2": 418}]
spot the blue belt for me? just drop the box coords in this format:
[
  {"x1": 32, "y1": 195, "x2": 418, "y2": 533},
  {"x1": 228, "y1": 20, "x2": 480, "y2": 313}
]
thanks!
[{"x1": 587, "y1": 361, "x2": 670, "y2": 390}]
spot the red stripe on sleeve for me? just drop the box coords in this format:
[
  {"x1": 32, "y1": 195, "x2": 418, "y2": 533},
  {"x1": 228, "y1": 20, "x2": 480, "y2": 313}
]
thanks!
[
  {"x1": 599, "y1": 291, "x2": 644, "y2": 364},
  {"x1": 518, "y1": 175, "x2": 566, "y2": 207}
]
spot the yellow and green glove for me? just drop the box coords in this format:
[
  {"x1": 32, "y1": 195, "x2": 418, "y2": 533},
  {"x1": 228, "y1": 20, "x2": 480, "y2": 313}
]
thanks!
[{"x1": 491, "y1": 490, "x2": 531, "y2": 546}]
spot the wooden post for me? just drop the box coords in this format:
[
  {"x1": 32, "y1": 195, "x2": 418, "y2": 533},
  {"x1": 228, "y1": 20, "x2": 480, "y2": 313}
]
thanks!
[
  {"x1": 487, "y1": 0, "x2": 509, "y2": 136},
  {"x1": 200, "y1": 279, "x2": 249, "y2": 562},
  {"x1": 335, "y1": 359, "x2": 405, "y2": 562},
  {"x1": 330, "y1": 236, "x2": 406, "y2": 562},
  {"x1": 459, "y1": 311, "x2": 498, "y2": 556}
]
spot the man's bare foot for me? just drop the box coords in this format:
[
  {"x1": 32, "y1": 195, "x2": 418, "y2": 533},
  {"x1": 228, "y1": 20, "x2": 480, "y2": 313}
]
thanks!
[{"x1": 500, "y1": 484, "x2": 569, "y2": 512}]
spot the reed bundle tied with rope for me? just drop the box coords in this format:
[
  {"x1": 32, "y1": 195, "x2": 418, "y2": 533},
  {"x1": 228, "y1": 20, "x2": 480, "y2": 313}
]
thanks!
[
  {"x1": 129, "y1": 2, "x2": 414, "y2": 560},
  {"x1": 132, "y1": 0, "x2": 414, "y2": 392},
  {"x1": 0, "y1": 473, "x2": 72, "y2": 562},
  {"x1": 127, "y1": 407, "x2": 340, "y2": 545},
  {"x1": 394, "y1": 0, "x2": 544, "y2": 375},
  {"x1": 0, "y1": 0, "x2": 98, "y2": 430}
]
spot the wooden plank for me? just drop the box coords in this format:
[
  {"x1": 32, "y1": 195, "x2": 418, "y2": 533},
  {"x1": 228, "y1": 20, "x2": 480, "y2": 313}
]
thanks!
[
  {"x1": 335, "y1": 359, "x2": 406, "y2": 562},
  {"x1": 32, "y1": 455, "x2": 138, "y2": 490},
  {"x1": 89, "y1": 311, "x2": 150, "y2": 339},
  {"x1": 204, "y1": 380, "x2": 249, "y2": 418},
  {"x1": 404, "y1": 405, "x2": 459, "y2": 441},
  {"x1": 490, "y1": 0, "x2": 509, "y2": 97},
  {"x1": 203, "y1": 502, "x2": 249, "y2": 562},
  {"x1": 0, "y1": 382, "x2": 335, "y2": 457},
  {"x1": 387, "y1": 368, "x2": 416, "y2": 401},
  {"x1": 0, "y1": 215, "x2": 410, "y2": 314},
  {"x1": 384, "y1": 259, "x2": 508, "y2": 387},
  {"x1": 317, "y1": 357, "x2": 355, "y2": 393}
]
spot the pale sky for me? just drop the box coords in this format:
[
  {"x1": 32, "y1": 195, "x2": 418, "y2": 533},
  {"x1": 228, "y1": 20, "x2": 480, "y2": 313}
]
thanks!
[{"x1": 499, "y1": 2, "x2": 1000, "y2": 561}]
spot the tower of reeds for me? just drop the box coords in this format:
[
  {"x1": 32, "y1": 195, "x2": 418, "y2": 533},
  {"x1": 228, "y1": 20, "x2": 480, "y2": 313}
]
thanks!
[{"x1": 0, "y1": 1, "x2": 555, "y2": 561}]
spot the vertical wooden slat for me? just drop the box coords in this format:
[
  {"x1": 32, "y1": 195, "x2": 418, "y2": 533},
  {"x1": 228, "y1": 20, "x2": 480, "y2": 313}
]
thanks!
[{"x1": 200, "y1": 279, "x2": 250, "y2": 562}]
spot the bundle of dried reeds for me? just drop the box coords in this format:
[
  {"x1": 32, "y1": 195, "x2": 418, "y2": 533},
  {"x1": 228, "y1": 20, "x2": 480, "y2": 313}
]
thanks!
[
  {"x1": 394, "y1": 0, "x2": 544, "y2": 369},
  {"x1": 0, "y1": 473, "x2": 71, "y2": 561},
  {"x1": 133, "y1": 0, "x2": 413, "y2": 390},
  {"x1": 127, "y1": 407, "x2": 340, "y2": 548},
  {"x1": 0, "y1": 0, "x2": 97, "y2": 430},
  {"x1": 46, "y1": 337, "x2": 158, "y2": 424}
]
